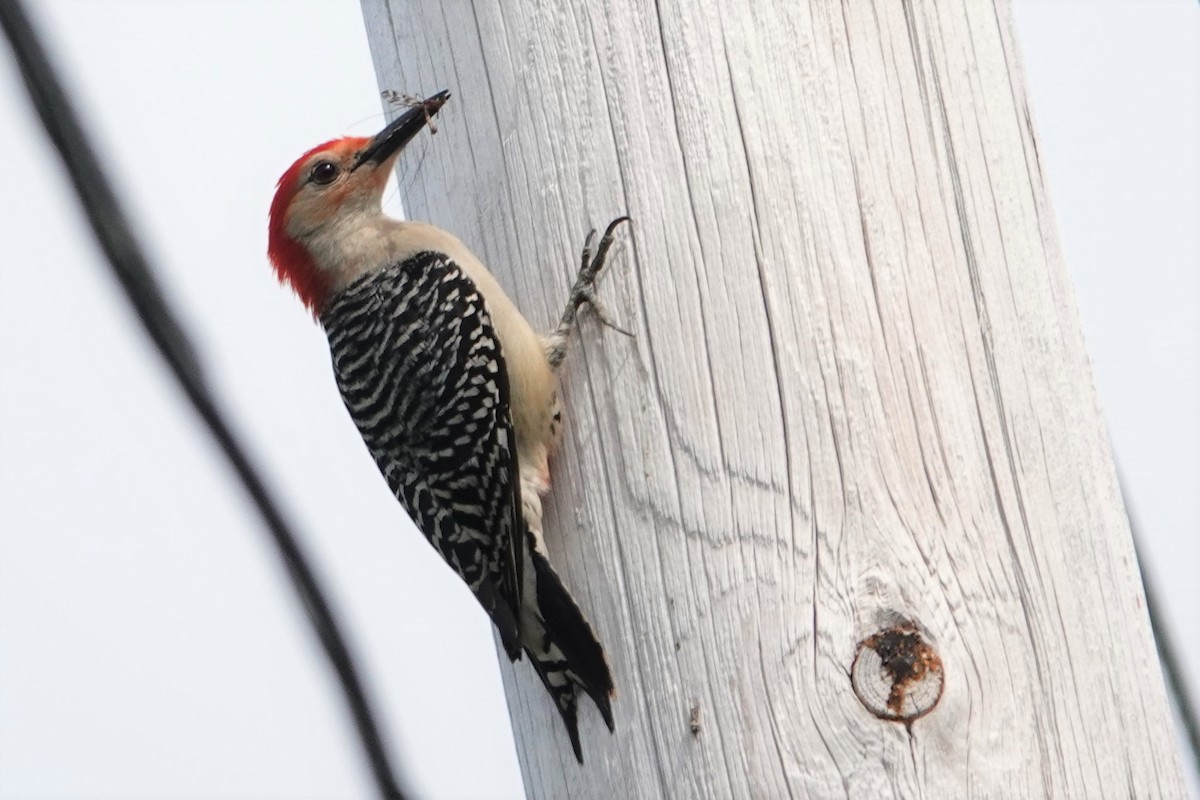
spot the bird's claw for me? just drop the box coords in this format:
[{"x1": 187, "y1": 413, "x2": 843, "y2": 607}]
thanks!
[
  {"x1": 546, "y1": 216, "x2": 633, "y2": 369},
  {"x1": 573, "y1": 215, "x2": 629, "y2": 312}
]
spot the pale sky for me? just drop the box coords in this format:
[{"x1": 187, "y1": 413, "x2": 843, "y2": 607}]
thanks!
[{"x1": 1, "y1": 1, "x2": 1196, "y2": 799}]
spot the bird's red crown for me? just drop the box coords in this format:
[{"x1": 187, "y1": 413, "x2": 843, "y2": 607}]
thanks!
[{"x1": 267, "y1": 137, "x2": 369, "y2": 315}]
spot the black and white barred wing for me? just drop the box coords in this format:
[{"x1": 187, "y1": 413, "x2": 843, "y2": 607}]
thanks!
[{"x1": 321, "y1": 253, "x2": 525, "y2": 659}]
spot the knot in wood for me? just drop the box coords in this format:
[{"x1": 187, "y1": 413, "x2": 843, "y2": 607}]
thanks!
[{"x1": 851, "y1": 623, "x2": 943, "y2": 723}]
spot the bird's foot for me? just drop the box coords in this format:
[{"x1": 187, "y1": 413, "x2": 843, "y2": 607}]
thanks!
[{"x1": 546, "y1": 216, "x2": 632, "y2": 369}]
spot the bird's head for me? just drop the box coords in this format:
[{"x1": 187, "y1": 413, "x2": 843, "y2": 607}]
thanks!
[{"x1": 268, "y1": 90, "x2": 450, "y2": 314}]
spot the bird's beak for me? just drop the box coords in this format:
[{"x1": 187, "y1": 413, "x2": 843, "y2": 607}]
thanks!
[{"x1": 352, "y1": 90, "x2": 451, "y2": 171}]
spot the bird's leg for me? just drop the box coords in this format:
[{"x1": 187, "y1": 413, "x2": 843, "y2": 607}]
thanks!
[{"x1": 545, "y1": 216, "x2": 632, "y2": 370}]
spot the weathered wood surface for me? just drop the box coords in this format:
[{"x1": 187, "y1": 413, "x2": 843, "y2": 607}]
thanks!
[{"x1": 360, "y1": 0, "x2": 1185, "y2": 796}]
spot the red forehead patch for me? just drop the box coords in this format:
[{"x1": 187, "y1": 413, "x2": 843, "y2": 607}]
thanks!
[{"x1": 267, "y1": 137, "x2": 370, "y2": 315}]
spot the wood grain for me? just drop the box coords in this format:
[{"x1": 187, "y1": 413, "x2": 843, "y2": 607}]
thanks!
[{"x1": 360, "y1": 0, "x2": 1185, "y2": 796}]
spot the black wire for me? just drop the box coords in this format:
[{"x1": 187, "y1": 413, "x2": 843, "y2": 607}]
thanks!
[
  {"x1": 0, "y1": 3, "x2": 407, "y2": 797},
  {"x1": 1140, "y1": 543, "x2": 1200, "y2": 781},
  {"x1": 1122, "y1": 477, "x2": 1200, "y2": 781}
]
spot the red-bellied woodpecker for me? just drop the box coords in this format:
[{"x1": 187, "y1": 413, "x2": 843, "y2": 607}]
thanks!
[{"x1": 267, "y1": 90, "x2": 626, "y2": 762}]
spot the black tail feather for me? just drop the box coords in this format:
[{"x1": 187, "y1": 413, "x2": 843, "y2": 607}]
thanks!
[
  {"x1": 475, "y1": 575, "x2": 522, "y2": 660},
  {"x1": 527, "y1": 658, "x2": 585, "y2": 762},
  {"x1": 525, "y1": 548, "x2": 615, "y2": 761}
]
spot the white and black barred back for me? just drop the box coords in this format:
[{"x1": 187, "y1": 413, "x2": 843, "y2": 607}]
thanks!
[
  {"x1": 320, "y1": 252, "x2": 614, "y2": 761},
  {"x1": 322, "y1": 252, "x2": 525, "y2": 656}
]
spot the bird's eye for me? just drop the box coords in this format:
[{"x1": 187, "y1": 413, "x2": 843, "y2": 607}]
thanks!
[{"x1": 310, "y1": 161, "x2": 339, "y2": 185}]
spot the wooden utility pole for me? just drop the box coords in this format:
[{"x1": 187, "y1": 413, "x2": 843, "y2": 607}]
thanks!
[{"x1": 360, "y1": 1, "x2": 1186, "y2": 796}]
